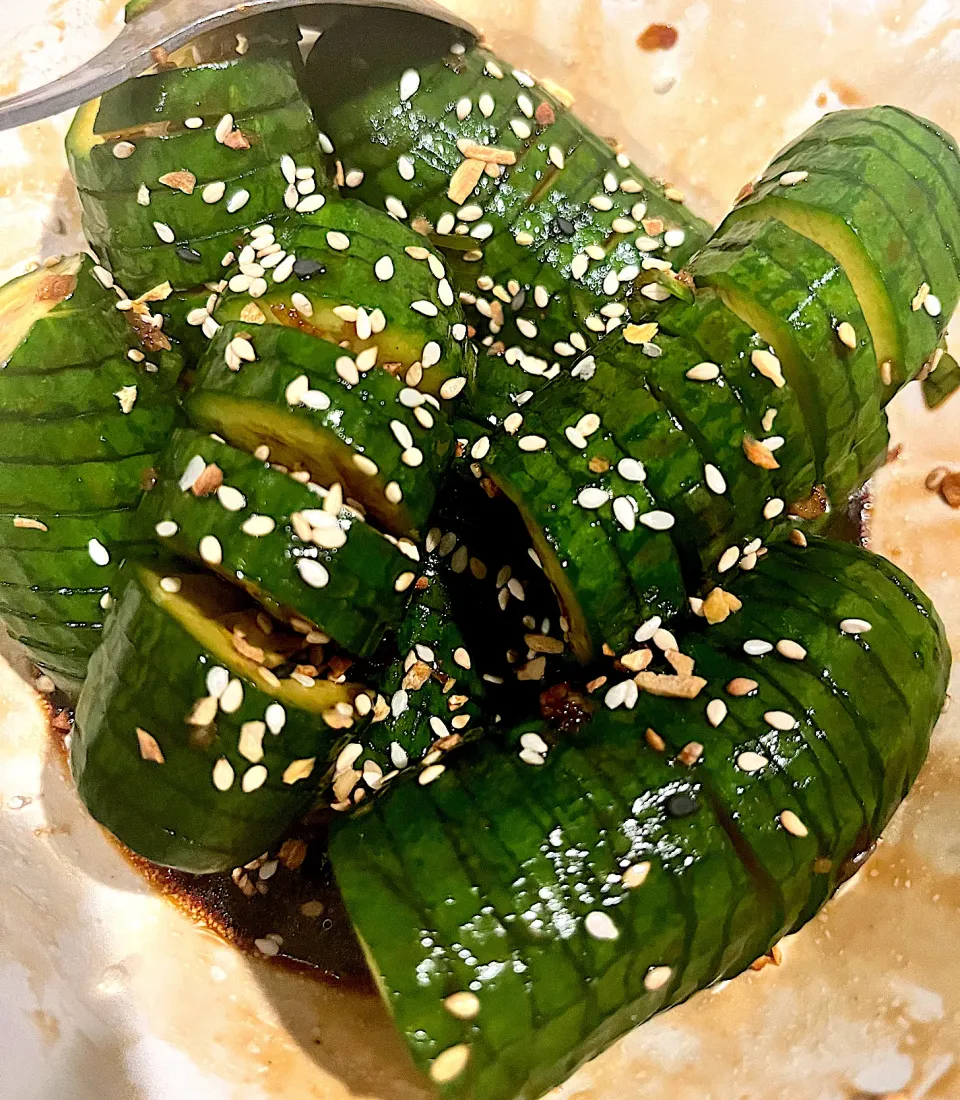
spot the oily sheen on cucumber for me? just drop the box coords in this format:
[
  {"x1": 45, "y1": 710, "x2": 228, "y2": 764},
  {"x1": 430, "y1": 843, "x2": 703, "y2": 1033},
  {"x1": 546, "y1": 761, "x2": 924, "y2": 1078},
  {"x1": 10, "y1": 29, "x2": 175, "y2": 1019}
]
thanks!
[
  {"x1": 73, "y1": 561, "x2": 375, "y2": 873},
  {"x1": 725, "y1": 105, "x2": 960, "y2": 393},
  {"x1": 0, "y1": 255, "x2": 182, "y2": 691},
  {"x1": 66, "y1": 54, "x2": 333, "y2": 295},
  {"x1": 330, "y1": 537, "x2": 950, "y2": 1100},
  {"x1": 185, "y1": 321, "x2": 456, "y2": 538},
  {"x1": 476, "y1": 107, "x2": 960, "y2": 662},
  {"x1": 304, "y1": 8, "x2": 711, "y2": 417},
  {"x1": 213, "y1": 202, "x2": 476, "y2": 398},
  {"x1": 138, "y1": 428, "x2": 417, "y2": 657}
]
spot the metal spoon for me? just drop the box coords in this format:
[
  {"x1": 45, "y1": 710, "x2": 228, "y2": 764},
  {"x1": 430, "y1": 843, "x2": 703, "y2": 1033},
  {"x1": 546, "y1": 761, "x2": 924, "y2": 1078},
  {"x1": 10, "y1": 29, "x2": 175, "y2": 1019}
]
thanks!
[{"x1": 0, "y1": 0, "x2": 477, "y2": 132}]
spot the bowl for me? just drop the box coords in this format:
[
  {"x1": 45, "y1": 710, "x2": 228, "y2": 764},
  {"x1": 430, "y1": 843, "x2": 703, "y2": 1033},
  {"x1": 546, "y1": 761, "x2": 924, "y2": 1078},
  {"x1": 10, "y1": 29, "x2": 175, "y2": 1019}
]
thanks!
[{"x1": 0, "y1": 1, "x2": 958, "y2": 1097}]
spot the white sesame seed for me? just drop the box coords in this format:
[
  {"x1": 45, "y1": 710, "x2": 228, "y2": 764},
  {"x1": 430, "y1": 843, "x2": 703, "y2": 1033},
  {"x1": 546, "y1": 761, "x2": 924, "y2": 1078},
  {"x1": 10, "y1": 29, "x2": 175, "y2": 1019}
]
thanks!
[
  {"x1": 743, "y1": 639, "x2": 773, "y2": 656},
  {"x1": 226, "y1": 189, "x2": 250, "y2": 214},
  {"x1": 635, "y1": 616, "x2": 662, "y2": 642},
  {"x1": 644, "y1": 966, "x2": 673, "y2": 991},
  {"x1": 737, "y1": 751, "x2": 768, "y2": 773},
  {"x1": 318, "y1": 131, "x2": 334, "y2": 154},
  {"x1": 564, "y1": 426, "x2": 588, "y2": 449},
  {"x1": 686, "y1": 362, "x2": 720, "y2": 382},
  {"x1": 518, "y1": 434, "x2": 547, "y2": 452},
  {"x1": 264, "y1": 703, "x2": 286, "y2": 734},
  {"x1": 399, "y1": 68, "x2": 420, "y2": 101},
  {"x1": 215, "y1": 113, "x2": 234, "y2": 143},
  {"x1": 706, "y1": 699, "x2": 727, "y2": 727},
  {"x1": 776, "y1": 639, "x2": 807, "y2": 660},
  {"x1": 836, "y1": 321, "x2": 857, "y2": 348},
  {"x1": 112, "y1": 140, "x2": 136, "y2": 159},
  {"x1": 198, "y1": 535, "x2": 222, "y2": 565},
  {"x1": 296, "y1": 194, "x2": 326, "y2": 214},
  {"x1": 272, "y1": 255, "x2": 295, "y2": 283},
  {"x1": 219, "y1": 678, "x2": 244, "y2": 713},
  {"x1": 430, "y1": 1045, "x2": 470, "y2": 1083},
  {"x1": 297, "y1": 558, "x2": 329, "y2": 588},
  {"x1": 765, "y1": 710, "x2": 798, "y2": 731},
  {"x1": 217, "y1": 485, "x2": 246, "y2": 512},
  {"x1": 212, "y1": 757, "x2": 235, "y2": 791},
  {"x1": 153, "y1": 221, "x2": 175, "y2": 243},
  {"x1": 385, "y1": 195, "x2": 408, "y2": 220},
  {"x1": 639, "y1": 510, "x2": 675, "y2": 531},
  {"x1": 242, "y1": 514, "x2": 275, "y2": 537},
  {"x1": 763, "y1": 498, "x2": 785, "y2": 520},
  {"x1": 373, "y1": 255, "x2": 395, "y2": 282},
  {"x1": 401, "y1": 448, "x2": 423, "y2": 467},
  {"x1": 390, "y1": 420, "x2": 414, "y2": 450},
  {"x1": 617, "y1": 457, "x2": 647, "y2": 482},
  {"x1": 137, "y1": 183, "x2": 151, "y2": 205},
  {"x1": 780, "y1": 809, "x2": 808, "y2": 837},
  {"x1": 703, "y1": 463, "x2": 727, "y2": 494},
  {"x1": 751, "y1": 348, "x2": 785, "y2": 388},
  {"x1": 577, "y1": 487, "x2": 608, "y2": 510},
  {"x1": 384, "y1": 481, "x2": 404, "y2": 505},
  {"x1": 924, "y1": 293, "x2": 942, "y2": 317},
  {"x1": 623, "y1": 862, "x2": 651, "y2": 889},
  {"x1": 570, "y1": 254, "x2": 590, "y2": 280},
  {"x1": 326, "y1": 231, "x2": 350, "y2": 251},
  {"x1": 664, "y1": 229, "x2": 686, "y2": 248},
  {"x1": 478, "y1": 92, "x2": 495, "y2": 117},
  {"x1": 718, "y1": 546, "x2": 740, "y2": 572},
  {"x1": 419, "y1": 764, "x2": 446, "y2": 786},
  {"x1": 840, "y1": 617, "x2": 872, "y2": 634},
  {"x1": 345, "y1": 168, "x2": 365, "y2": 187},
  {"x1": 87, "y1": 538, "x2": 110, "y2": 566},
  {"x1": 607, "y1": 495, "x2": 635, "y2": 531},
  {"x1": 470, "y1": 436, "x2": 491, "y2": 461},
  {"x1": 585, "y1": 911, "x2": 619, "y2": 940},
  {"x1": 779, "y1": 170, "x2": 809, "y2": 186},
  {"x1": 155, "y1": 520, "x2": 178, "y2": 539}
]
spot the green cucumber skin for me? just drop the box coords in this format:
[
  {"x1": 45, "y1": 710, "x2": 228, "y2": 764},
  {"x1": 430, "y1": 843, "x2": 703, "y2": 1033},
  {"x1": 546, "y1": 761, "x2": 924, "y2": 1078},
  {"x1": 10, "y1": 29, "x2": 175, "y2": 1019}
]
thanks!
[
  {"x1": 72, "y1": 99, "x2": 322, "y2": 195},
  {"x1": 72, "y1": 563, "x2": 362, "y2": 873},
  {"x1": 92, "y1": 55, "x2": 306, "y2": 133},
  {"x1": 331, "y1": 537, "x2": 949, "y2": 1100},
  {"x1": 727, "y1": 141, "x2": 949, "y2": 388},
  {"x1": 214, "y1": 202, "x2": 475, "y2": 394},
  {"x1": 691, "y1": 217, "x2": 882, "y2": 502},
  {"x1": 68, "y1": 55, "x2": 335, "y2": 293},
  {"x1": 0, "y1": 255, "x2": 182, "y2": 689},
  {"x1": 186, "y1": 321, "x2": 455, "y2": 538},
  {"x1": 306, "y1": 17, "x2": 710, "y2": 398},
  {"x1": 139, "y1": 428, "x2": 413, "y2": 656}
]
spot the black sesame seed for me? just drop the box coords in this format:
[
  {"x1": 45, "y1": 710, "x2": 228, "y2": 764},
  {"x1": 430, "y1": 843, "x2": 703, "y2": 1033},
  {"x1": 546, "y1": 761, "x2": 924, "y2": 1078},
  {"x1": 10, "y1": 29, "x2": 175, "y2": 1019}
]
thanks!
[
  {"x1": 293, "y1": 258, "x2": 325, "y2": 279},
  {"x1": 556, "y1": 217, "x2": 576, "y2": 237},
  {"x1": 176, "y1": 245, "x2": 203, "y2": 264},
  {"x1": 666, "y1": 791, "x2": 699, "y2": 818},
  {"x1": 510, "y1": 289, "x2": 526, "y2": 312}
]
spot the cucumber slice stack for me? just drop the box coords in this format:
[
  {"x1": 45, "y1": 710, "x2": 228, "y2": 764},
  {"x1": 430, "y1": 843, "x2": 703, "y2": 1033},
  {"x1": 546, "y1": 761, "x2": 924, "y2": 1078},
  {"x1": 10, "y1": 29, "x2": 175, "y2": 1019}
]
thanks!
[
  {"x1": 73, "y1": 562, "x2": 374, "y2": 872},
  {"x1": 0, "y1": 255, "x2": 182, "y2": 692},
  {"x1": 0, "y1": 17, "x2": 948, "y2": 1096},
  {"x1": 66, "y1": 53, "x2": 333, "y2": 298},
  {"x1": 303, "y1": 8, "x2": 712, "y2": 422},
  {"x1": 330, "y1": 537, "x2": 950, "y2": 1100}
]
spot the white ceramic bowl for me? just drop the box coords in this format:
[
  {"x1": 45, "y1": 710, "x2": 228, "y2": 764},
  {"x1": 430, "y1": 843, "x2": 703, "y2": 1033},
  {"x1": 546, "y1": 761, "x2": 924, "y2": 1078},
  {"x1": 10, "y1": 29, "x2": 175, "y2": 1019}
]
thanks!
[{"x1": 1, "y1": 2, "x2": 958, "y2": 1097}]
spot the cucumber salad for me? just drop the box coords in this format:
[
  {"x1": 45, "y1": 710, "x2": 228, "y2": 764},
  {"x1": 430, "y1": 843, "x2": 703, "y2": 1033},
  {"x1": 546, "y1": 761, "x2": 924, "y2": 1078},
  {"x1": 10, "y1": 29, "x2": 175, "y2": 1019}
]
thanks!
[{"x1": 2, "y1": 6, "x2": 956, "y2": 1098}]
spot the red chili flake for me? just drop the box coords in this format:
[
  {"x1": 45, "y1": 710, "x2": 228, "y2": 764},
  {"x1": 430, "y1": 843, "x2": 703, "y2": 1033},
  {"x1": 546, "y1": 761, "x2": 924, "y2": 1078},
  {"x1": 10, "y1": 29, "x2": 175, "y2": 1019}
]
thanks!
[
  {"x1": 535, "y1": 102, "x2": 556, "y2": 126},
  {"x1": 637, "y1": 23, "x2": 678, "y2": 51},
  {"x1": 539, "y1": 683, "x2": 595, "y2": 732}
]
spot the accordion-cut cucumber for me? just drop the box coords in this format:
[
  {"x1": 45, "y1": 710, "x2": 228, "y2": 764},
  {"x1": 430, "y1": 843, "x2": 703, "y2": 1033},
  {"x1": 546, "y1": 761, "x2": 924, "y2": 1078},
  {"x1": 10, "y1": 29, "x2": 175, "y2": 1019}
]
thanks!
[
  {"x1": 725, "y1": 106, "x2": 960, "y2": 392},
  {"x1": 66, "y1": 55, "x2": 333, "y2": 294},
  {"x1": 138, "y1": 429, "x2": 416, "y2": 656},
  {"x1": 304, "y1": 9, "x2": 711, "y2": 417},
  {"x1": 331, "y1": 537, "x2": 950, "y2": 1100},
  {"x1": 72, "y1": 562, "x2": 374, "y2": 873},
  {"x1": 0, "y1": 256, "x2": 182, "y2": 690},
  {"x1": 185, "y1": 322, "x2": 455, "y2": 537},
  {"x1": 214, "y1": 203, "x2": 475, "y2": 398}
]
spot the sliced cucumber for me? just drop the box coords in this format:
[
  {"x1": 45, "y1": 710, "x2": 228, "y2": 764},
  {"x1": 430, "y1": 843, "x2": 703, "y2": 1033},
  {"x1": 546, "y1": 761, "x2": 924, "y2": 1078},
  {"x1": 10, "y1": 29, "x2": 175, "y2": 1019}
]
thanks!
[
  {"x1": 186, "y1": 321, "x2": 455, "y2": 537},
  {"x1": 214, "y1": 202, "x2": 475, "y2": 397},
  {"x1": 139, "y1": 428, "x2": 416, "y2": 656},
  {"x1": 73, "y1": 561, "x2": 374, "y2": 873},
  {"x1": 330, "y1": 537, "x2": 949, "y2": 1100}
]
